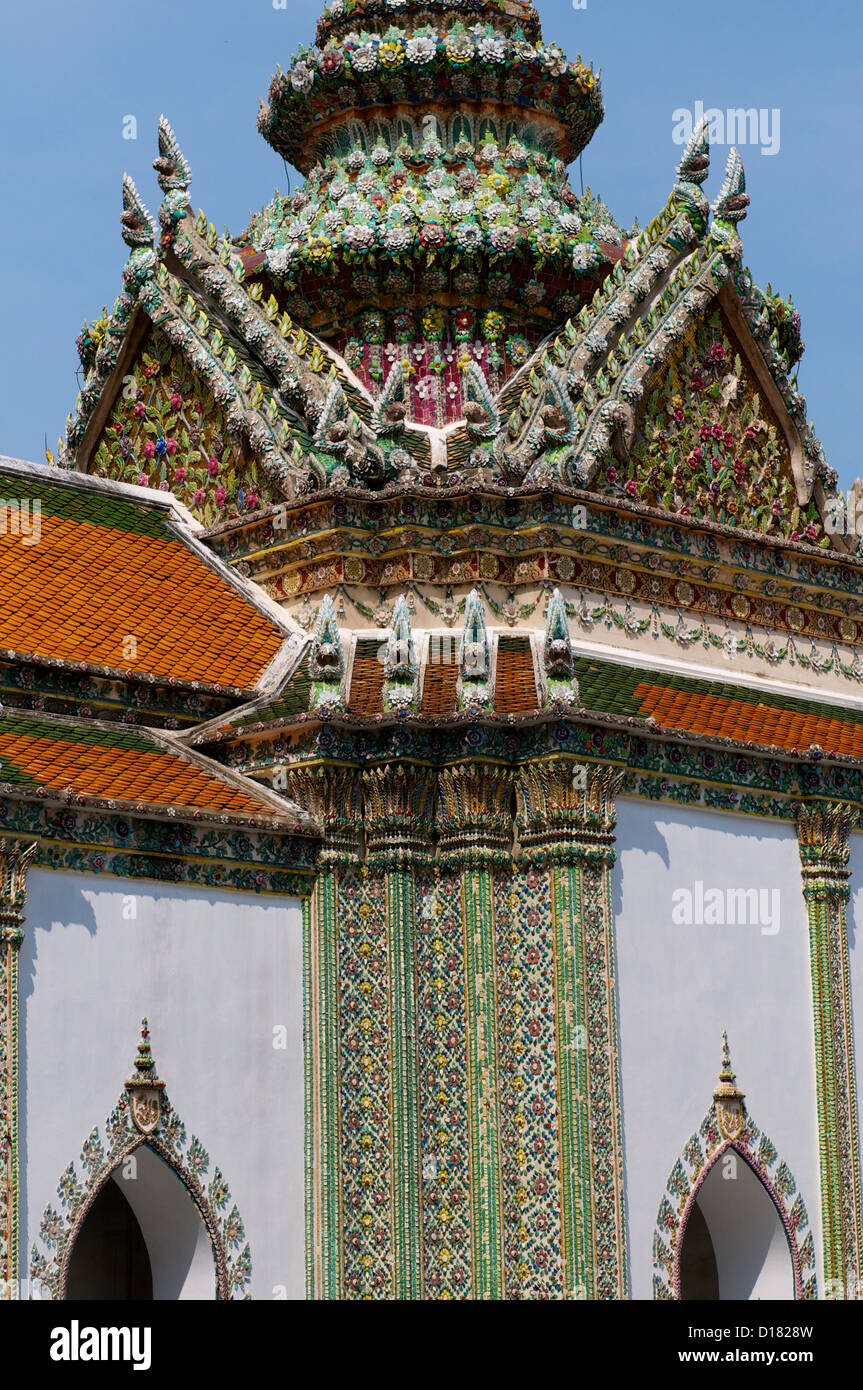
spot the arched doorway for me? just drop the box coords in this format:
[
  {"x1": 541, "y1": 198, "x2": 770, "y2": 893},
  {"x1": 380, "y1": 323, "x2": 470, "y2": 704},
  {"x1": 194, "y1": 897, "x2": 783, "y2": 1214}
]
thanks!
[
  {"x1": 66, "y1": 1176, "x2": 153, "y2": 1300},
  {"x1": 678, "y1": 1150, "x2": 796, "y2": 1300},
  {"x1": 652, "y1": 1034, "x2": 817, "y2": 1300},
  {"x1": 31, "y1": 1021, "x2": 253, "y2": 1301},
  {"x1": 64, "y1": 1145, "x2": 217, "y2": 1301}
]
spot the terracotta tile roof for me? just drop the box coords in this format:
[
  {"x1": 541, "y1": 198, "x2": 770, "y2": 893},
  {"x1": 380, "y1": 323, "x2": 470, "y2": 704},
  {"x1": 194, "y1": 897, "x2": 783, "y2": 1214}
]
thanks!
[
  {"x1": 494, "y1": 637, "x2": 537, "y2": 715},
  {"x1": 347, "y1": 639, "x2": 385, "y2": 716},
  {"x1": 0, "y1": 472, "x2": 285, "y2": 689},
  {"x1": 571, "y1": 655, "x2": 863, "y2": 755},
  {"x1": 421, "y1": 657, "x2": 459, "y2": 717},
  {"x1": 634, "y1": 684, "x2": 863, "y2": 757},
  {"x1": 0, "y1": 713, "x2": 282, "y2": 818}
]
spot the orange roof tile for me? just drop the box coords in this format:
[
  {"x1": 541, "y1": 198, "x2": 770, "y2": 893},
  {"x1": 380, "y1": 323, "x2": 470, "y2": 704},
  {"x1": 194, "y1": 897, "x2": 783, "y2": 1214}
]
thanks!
[
  {"x1": 0, "y1": 722, "x2": 274, "y2": 817},
  {"x1": 0, "y1": 475, "x2": 285, "y2": 689},
  {"x1": 634, "y1": 684, "x2": 863, "y2": 757}
]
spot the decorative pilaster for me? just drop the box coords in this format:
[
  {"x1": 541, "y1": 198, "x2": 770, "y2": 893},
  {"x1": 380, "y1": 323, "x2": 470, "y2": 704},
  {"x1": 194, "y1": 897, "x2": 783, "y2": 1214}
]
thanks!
[
  {"x1": 363, "y1": 764, "x2": 435, "y2": 1300},
  {"x1": 516, "y1": 759, "x2": 627, "y2": 1300},
  {"x1": 0, "y1": 839, "x2": 38, "y2": 1300},
  {"x1": 437, "y1": 762, "x2": 513, "y2": 1299},
  {"x1": 286, "y1": 766, "x2": 362, "y2": 1301},
  {"x1": 796, "y1": 801, "x2": 863, "y2": 1298}
]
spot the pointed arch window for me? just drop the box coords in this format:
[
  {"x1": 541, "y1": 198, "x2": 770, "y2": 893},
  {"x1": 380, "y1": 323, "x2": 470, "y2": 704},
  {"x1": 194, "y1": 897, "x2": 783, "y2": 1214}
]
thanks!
[
  {"x1": 30, "y1": 1021, "x2": 251, "y2": 1301},
  {"x1": 653, "y1": 1034, "x2": 817, "y2": 1300}
]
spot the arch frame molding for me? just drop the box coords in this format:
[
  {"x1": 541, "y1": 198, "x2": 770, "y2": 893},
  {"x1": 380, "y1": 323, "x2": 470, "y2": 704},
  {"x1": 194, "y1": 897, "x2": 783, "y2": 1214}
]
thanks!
[
  {"x1": 652, "y1": 1041, "x2": 817, "y2": 1301},
  {"x1": 30, "y1": 1028, "x2": 251, "y2": 1301}
]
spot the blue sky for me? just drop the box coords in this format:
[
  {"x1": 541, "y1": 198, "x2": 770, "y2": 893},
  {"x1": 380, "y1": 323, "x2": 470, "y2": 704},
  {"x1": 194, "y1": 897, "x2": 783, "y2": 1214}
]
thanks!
[{"x1": 2, "y1": 0, "x2": 861, "y2": 487}]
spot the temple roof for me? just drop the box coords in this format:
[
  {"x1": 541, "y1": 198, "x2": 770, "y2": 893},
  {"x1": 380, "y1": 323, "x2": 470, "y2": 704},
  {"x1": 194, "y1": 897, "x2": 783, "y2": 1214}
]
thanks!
[
  {"x1": 0, "y1": 708, "x2": 315, "y2": 830},
  {"x1": 57, "y1": 10, "x2": 844, "y2": 561},
  {"x1": 0, "y1": 457, "x2": 301, "y2": 696}
]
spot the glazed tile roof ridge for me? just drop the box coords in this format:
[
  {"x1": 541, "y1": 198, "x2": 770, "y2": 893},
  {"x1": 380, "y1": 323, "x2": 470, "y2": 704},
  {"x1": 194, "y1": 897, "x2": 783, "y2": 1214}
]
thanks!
[
  {"x1": 0, "y1": 455, "x2": 307, "y2": 698},
  {"x1": 184, "y1": 629, "x2": 863, "y2": 767},
  {"x1": 0, "y1": 705, "x2": 318, "y2": 833},
  {"x1": 0, "y1": 453, "x2": 200, "y2": 530},
  {"x1": 179, "y1": 646, "x2": 313, "y2": 747}
]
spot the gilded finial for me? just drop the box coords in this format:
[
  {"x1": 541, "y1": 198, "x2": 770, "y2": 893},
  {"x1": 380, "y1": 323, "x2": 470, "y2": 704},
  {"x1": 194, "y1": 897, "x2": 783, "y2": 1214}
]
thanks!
[
  {"x1": 713, "y1": 1031, "x2": 745, "y2": 1139},
  {"x1": 125, "y1": 1018, "x2": 165, "y2": 1134}
]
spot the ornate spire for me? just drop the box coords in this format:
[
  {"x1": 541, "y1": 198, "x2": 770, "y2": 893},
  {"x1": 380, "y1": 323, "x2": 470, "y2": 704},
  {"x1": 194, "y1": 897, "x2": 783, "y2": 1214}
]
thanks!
[
  {"x1": 316, "y1": 0, "x2": 544, "y2": 47},
  {"x1": 125, "y1": 1018, "x2": 165, "y2": 1135},
  {"x1": 713, "y1": 1030, "x2": 746, "y2": 1140},
  {"x1": 250, "y1": 0, "x2": 614, "y2": 417},
  {"x1": 714, "y1": 1030, "x2": 743, "y2": 1099},
  {"x1": 128, "y1": 1017, "x2": 158, "y2": 1082},
  {"x1": 119, "y1": 174, "x2": 156, "y2": 249}
]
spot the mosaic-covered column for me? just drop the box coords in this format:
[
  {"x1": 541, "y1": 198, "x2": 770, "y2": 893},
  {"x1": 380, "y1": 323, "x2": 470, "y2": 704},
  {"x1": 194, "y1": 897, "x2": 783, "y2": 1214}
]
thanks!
[
  {"x1": 287, "y1": 767, "x2": 362, "y2": 1301},
  {"x1": 363, "y1": 764, "x2": 435, "y2": 1300},
  {"x1": 516, "y1": 760, "x2": 627, "y2": 1300},
  {"x1": 796, "y1": 801, "x2": 863, "y2": 1299},
  {"x1": 437, "y1": 762, "x2": 513, "y2": 1300},
  {"x1": 0, "y1": 839, "x2": 38, "y2": 1300}
]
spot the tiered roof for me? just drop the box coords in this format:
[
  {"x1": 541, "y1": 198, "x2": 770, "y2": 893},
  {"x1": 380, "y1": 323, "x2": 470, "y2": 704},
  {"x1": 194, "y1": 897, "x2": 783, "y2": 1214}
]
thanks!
[
  {"x1": 0, "y1": 458, "x2": 315, "y2": 838},
  {"x1": 0, "y1": 710, "x2": 299, "y2": 826},
  {"x1": 43, "y1": 0, "x2": 863, "y2": 822}
]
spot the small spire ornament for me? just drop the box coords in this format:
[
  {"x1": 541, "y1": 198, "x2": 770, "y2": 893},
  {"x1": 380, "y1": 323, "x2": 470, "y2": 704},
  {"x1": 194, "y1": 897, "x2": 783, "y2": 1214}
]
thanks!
[
  {"x1": 713, "y1": 1030, "x2": 746, "y2": 1140},
  {"x1": 125, "y1": 1018, "x2": 166, "y2": 1135}
]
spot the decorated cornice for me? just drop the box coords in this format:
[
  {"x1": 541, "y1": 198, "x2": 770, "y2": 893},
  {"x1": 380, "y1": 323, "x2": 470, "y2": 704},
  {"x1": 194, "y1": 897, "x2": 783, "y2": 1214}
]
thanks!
[
  {"x1": 0, "y1": 655, "x2": 239, "y2": 732},
  {"x1": 0, "y1": 801, "x2": 317, "y2": 897}
]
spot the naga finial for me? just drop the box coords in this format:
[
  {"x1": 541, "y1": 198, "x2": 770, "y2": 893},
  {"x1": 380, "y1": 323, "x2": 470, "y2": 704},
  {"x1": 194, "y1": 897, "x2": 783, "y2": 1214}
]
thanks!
[
  {"x1": 153, "y1": 115, "x2": 192, "y2": 193},
  {"x1": 676, "y1": 113, "x2": 711, "y2": 186},
  {"x1": 712, "y1": 147, "x2": 750, "y2": 227},
  {"x1": 120, "y1": 174, "x2": 156, "y2": 248},
  {"x1": 309, "y1": 593, "x2": 345, "y2": 684}
]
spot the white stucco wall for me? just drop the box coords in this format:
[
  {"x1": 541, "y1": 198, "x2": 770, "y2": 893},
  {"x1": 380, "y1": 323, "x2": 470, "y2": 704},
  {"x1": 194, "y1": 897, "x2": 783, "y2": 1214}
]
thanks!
[
  {"x1": 19, "y1": 869, "x2": 305, "y2": 1300},
  {"x1": 613, "y1": 800, "x2": 821, "y2": 1300}
]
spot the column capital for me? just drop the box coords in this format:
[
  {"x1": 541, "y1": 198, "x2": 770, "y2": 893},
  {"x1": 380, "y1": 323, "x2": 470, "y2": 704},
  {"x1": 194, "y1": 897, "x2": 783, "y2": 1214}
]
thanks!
[
  {"x1": 286, "y1": 764, "x2": 363, "y2": 868},
  {"x1": 362, "y1": 763, "x2": 436, "y2": 869},
  {"x1": 0, "y1": 840, "x2": 38, "y2": 945},
  {"x1": 516, "y1": 759, "x2": 625, "y2": 866},
  {"x1": 795, "y1": 800, "x2": 859, "y2": 901},
  {"x1": 436, "y1": 762, "x2": 514, "y2": 869}
]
